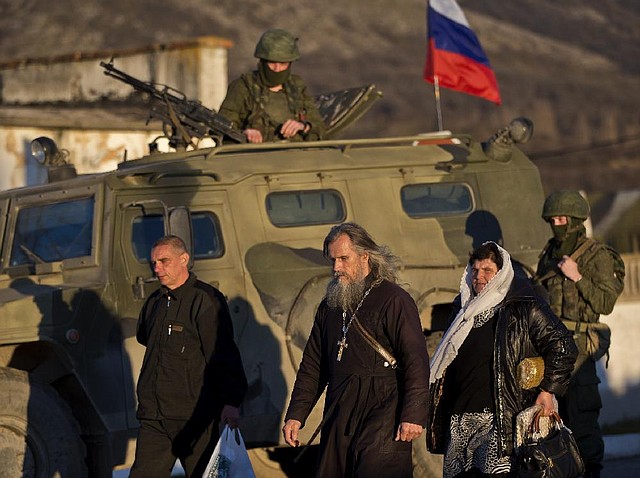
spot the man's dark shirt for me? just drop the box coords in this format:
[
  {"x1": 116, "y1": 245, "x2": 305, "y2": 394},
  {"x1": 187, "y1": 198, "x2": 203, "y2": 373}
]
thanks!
[{"x1": 136, "y1": 273, "x2": 247, "y2": 421}]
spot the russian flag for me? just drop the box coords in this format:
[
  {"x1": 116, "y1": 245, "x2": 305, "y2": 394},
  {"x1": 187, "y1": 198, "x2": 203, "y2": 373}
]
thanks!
[{"x1": 424, "y1": 0, "x2": 501, "y2": 105}]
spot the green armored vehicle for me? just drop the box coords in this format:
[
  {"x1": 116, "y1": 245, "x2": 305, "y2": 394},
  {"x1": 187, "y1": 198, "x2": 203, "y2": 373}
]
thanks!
[{"x1": 0, "y1": 110, "x2": 549, "y2": 476}]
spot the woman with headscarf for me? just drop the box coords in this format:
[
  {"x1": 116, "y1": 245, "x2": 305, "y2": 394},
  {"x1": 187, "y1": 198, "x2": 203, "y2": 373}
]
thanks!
[{"x1": 427, "y1": 242, "x2": 577, "y2": 477}]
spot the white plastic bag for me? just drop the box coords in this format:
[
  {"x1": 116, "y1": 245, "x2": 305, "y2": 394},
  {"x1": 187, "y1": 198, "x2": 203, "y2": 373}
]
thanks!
[{"x1": 203, "y1": 425, "x2": 256, "y2": 478}]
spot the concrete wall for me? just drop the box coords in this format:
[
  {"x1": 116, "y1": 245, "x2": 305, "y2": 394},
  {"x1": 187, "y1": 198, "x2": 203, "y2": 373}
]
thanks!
[
  {"x1": 0, "y1": 36, "x2": 232, "y2": 110},
  {"x1": 0, "y1": 126, "x2": 163, "y2": 190},
  {"x1": 599, "y1": 253, "x2": 640, "y2": 430},
  {"x1": 600, "y1": 304, "x2": 640, "y2": 429}
]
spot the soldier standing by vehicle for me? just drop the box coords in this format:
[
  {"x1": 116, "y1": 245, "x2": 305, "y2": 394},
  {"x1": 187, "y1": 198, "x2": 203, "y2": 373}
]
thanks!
[
  {"x1": 535, "y1": 191, "x2": 625, "y2": 478},
  {"x1": 282, "y1": 223, "x2": 430, "y2": 478},
  {"x1": 219, "y1": 28, "x2": 325, "y2": 143},
  {"x1": 130, "y1": 235, "x2": 247, "y2": 478}
]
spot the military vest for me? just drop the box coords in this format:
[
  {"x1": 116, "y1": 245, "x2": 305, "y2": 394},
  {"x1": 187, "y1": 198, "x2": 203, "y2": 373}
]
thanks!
[
  {"x1": 536, "y1": 238, "x2": 624, "y2": 323},
  {"x1": 240, "y1": 72, "x2": 308, "y2": 142}
]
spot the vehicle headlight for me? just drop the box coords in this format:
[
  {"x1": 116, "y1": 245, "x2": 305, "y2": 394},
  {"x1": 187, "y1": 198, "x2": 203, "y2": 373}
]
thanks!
[{"x1": 30, "y1": 137, "x2": 60, "y2": 166}]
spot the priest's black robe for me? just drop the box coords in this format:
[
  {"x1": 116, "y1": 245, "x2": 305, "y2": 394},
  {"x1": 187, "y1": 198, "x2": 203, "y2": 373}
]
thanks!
[{"x1": 285, "y1": 278, "x2": 430, "y2": 477}]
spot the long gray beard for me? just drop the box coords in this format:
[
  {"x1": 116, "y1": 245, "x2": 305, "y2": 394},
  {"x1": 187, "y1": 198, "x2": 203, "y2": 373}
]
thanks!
[{"x1": 325, "y1": 277, "x2": 367, "y2": 311}]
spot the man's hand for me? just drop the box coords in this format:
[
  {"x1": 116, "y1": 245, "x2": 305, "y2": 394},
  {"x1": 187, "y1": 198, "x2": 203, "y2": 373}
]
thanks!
[
  {"x1": 282, "y1": 419, "x2": 302, "y2": 447},
  {"x1": 244, "y1": 128, "x2": 263, "y2": 143},
  {"x1": 220, "y1": 405, "x2": 240, "y2": 429},
  {"x1": 394, "y1": 422, "x2": 424, "y2": 442},
  {"x1": 558, "y1": 255, "x2": 582, "y2": 282},
  {"x1": 280, "y1": 119, "x2": 306, "y2": 139}
]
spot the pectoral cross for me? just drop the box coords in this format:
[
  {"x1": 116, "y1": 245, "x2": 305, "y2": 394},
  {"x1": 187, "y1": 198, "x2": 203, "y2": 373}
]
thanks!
[{"x1": 336, "y1": 336, "x2": 348, "y2": 361}]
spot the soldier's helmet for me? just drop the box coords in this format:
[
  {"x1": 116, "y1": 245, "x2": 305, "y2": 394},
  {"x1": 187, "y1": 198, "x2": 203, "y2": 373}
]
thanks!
[
  {"x1": 542, "y1": 190, "x2": 590, "y2": 220},
  {"x1": 254, "y1": 29, "x2": 300, "y2": 62}
]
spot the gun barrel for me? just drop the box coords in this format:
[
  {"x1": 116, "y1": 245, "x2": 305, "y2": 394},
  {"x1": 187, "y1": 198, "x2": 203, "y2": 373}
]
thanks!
[{"x1": 100, "y1": 61, "x2": 246, "y2": 145}]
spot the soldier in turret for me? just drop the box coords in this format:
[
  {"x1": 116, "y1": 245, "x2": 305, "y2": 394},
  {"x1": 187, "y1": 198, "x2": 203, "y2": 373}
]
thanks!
[
  {"x1": 219, "y1": 28, "x2": 325, "y2": 143},
  {"x1": 535, "y1": 191, "x2": 625, "y2": 478}
]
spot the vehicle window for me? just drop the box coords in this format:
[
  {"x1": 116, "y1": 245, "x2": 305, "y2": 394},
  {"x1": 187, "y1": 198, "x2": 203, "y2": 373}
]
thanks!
[
  {"x1": 266, "y1": 190, "x2": 346, "y2": 227},
  {"x1": 192, "y1": 213, "x2": 225, "y2": 259},
  {"x1": 401, "y1": 183, "x2": 473, "y2": 217},
  {"x1": 10, "y1": 197, "x2": 94, "y2": 266},
  {"x1": 131, "y1": 215, "x2": 163, "y2": 261},
  {"x1": 131, "y1": 212, "x2": 224, "y2": 262}
]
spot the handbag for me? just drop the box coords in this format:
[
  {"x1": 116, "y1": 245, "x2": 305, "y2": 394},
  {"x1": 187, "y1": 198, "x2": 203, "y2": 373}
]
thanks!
[
  {"x1": 203, "y1": 425, "x2": 256, "y2": 478},
  {"x1": 516, "y1": 410, "x2": 585, "y2": 478}
]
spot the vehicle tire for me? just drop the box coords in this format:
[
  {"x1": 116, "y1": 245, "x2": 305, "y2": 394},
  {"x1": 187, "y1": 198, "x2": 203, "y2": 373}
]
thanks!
[
  {"x1": 412, "y1": 434, "x2": 443, "y2": 478},
  {"x1": 0, "y1": 367, "x2": 88, "y2": 478}
]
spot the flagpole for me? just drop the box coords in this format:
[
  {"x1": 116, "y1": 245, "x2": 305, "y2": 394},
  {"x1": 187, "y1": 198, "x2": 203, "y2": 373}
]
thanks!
[{"x1": 433, "y1": 74, "x2": 444, "y2": 131}]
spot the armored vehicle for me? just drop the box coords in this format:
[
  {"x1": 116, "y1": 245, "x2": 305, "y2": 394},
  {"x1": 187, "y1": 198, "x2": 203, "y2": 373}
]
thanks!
[{"x1": 0, "y1": 113, "x2": 549, "y2": 476}]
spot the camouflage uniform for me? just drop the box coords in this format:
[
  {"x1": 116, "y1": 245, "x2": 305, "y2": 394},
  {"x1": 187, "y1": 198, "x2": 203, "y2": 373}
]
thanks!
[
  {"x1": 219, "y1": 72, "x2": 325, "y2": 142},
  {"x1": 536, "y1": 191, "x2": 623, "y2": 478},
  {"x1": 219, "y1": 28, "x2": 325, "y2": 142}
]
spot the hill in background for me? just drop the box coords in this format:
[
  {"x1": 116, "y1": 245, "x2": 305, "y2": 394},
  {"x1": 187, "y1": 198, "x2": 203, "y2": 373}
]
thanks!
[{"x1": 1, "y1": 0, "x2": 639, "y2": 192}]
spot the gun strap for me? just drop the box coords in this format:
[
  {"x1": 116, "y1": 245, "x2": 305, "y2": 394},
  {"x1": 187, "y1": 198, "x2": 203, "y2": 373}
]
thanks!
[
  {"x1": 537, "y1": 238, "x2": 595, "y2": 283},
  {"x1": 163, "y1": 94, "x2": 196, "y2": 149},
  {"x1": 352, "y1": 317, "x2": 397, "y2": 369}
]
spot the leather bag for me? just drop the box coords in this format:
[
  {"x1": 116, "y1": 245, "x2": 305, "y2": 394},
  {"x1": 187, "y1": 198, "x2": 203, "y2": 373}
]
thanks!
[{"x1": 516, "y1": 410, "x2": 585, "y2": 478}]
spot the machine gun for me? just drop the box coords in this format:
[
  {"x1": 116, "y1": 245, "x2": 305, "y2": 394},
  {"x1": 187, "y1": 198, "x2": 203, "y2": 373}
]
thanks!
[{"x1": 100, "y1": 60, "x2": 246, "y2": 149}]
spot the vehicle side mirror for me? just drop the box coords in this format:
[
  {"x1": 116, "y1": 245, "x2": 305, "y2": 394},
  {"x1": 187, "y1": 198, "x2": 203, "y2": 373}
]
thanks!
[{"x1": 167, "y1": 207, "x2": 194, "y2": 269}]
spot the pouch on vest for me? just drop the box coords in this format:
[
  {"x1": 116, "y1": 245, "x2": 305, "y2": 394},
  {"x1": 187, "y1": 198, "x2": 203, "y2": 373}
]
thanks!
[{"x1": 586, "y1": 322, "x2": 611, "y2": 366}]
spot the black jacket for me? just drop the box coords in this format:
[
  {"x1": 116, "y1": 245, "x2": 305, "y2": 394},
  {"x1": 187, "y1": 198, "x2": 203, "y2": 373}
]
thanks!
[
  {"x1": 427, "y1": 276, "x2": 577, "y2": 456},
  {"x1": 136, "y1": 273, "x2": 247, "y2": 421}
]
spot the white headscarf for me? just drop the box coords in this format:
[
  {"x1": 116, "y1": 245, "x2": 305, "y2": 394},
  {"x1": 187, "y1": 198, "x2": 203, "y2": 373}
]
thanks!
[{"x1": 429, "y1": 242, "x2": 514, "y2": 383}]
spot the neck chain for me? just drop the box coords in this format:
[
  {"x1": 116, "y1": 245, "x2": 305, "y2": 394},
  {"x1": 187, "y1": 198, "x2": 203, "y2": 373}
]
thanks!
[{"x1": 336, "y1": 279, "x2": 381, "y2": 362}]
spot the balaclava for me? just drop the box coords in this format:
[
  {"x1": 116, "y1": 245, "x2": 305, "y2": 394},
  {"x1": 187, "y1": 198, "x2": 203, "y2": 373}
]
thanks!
[
  {"x1": 550, "y1": 217, "x2": 586, "y2": 259},
  {"x1": 258, "y1": 60, "x2": 291, "y2": 88}
]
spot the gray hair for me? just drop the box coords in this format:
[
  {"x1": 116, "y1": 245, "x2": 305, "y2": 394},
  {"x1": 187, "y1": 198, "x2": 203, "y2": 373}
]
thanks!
[
  {"x1": 323, "y1": 222, "x2": 401, "y2": 283},
  {"x1": 152, "y1": 235, "x2": 188, "y2": 255}
]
